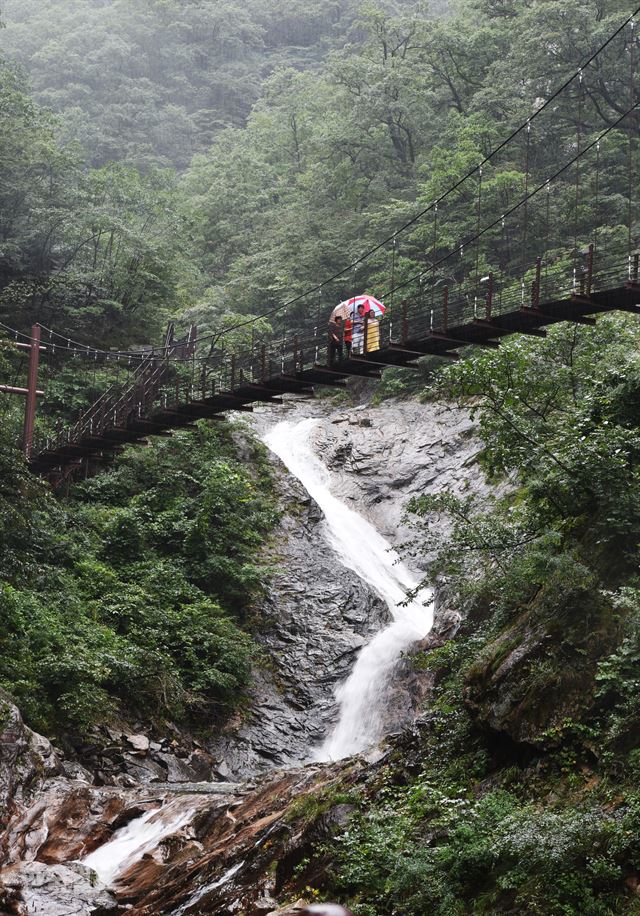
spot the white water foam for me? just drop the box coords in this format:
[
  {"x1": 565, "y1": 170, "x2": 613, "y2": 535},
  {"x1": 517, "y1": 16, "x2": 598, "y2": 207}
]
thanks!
[
  {"x1": 82, "y1": 800, "x2": 196, "y2": 886},
  {"x1": 173, "y1": 860, "x2": 245, "y2": 915},
  {"x1": 264, "y1": 417, "x2": 433, "y2": 761}
]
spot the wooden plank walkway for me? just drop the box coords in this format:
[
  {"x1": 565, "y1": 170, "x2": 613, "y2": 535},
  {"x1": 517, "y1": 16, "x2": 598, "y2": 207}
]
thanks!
[{"x1": 29, "y1": 281, "x2": 640, "y2": 484}]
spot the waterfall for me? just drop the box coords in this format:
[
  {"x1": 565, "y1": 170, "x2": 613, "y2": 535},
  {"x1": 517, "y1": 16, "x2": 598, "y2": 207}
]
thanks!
[
  {"x1": 82, "y1": 799, "x2": 197, "y2": 886},
  {"x1": 264, "y1": 417, "x2": 433, "y2": 761}
]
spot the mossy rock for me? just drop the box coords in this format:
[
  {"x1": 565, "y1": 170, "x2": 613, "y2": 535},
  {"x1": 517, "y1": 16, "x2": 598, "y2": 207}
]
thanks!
[{"x1": 463, "y1": 569, "x2": 621, "y2": 747}]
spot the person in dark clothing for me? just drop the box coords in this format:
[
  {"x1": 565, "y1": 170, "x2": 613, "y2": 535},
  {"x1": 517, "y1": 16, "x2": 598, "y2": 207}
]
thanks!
[
  {"x1": 343, "y1": 315, "x2": 353, "y2": 358},
  {"x1": 328, "y1": 315, "x2": 344, "y2": 365}
]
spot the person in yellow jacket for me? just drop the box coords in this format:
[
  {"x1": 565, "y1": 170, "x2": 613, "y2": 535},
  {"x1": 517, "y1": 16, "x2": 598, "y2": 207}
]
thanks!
[{"x1": 365, "y1": 310, "x2": 380, "y2": 352}]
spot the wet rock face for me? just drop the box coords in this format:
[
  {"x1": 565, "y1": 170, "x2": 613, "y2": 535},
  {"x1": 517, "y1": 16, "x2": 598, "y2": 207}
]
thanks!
[
  {"x1": 0, "y1": 396, "x2": 492, "y2": 913},
  {"x1": 0, "y1": 728, "x2": 391, "y2": 916},
  {"x1": 463, "y1": 574, "x2": 620, "y2": 747},
  {"x1": 208, "y1": 399, "x2": 488, "y2": 778},
  {"x1": 118, "y1": 760, "x2": 366, "y2": 916},
  {"x1": 69, "y1": 726, "x2": 220, "y2": 788},
  {"x1": 0, "y1": 692, "x2": 123, "y2": 913},
  {"x1": 0, "y1": 860, "x2": 120, "y2": 915},
  {"x1": 307, "y1": 399, "x2": 496, "y2": 568},
  {"x1": 1, "y1": 753, "x2": 368, "y2": 915},
  {"x1": 0, "y1": 689, "x2": 63, "y2": 841},
  {"x1": 0, "y1": 741, "x2": 247, "y2": 914},
  {"x1": 208, "y1": 467, "x2": 390, "y2": 778}
]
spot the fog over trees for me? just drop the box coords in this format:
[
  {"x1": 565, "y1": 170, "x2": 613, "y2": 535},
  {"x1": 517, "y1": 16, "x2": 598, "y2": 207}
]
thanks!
[
  {"x1": 0, "y1": 0, "x2": 450, "y2": 169},
  {"x1": 1, "y1": 0, "x2": 633, "y2": 351}
]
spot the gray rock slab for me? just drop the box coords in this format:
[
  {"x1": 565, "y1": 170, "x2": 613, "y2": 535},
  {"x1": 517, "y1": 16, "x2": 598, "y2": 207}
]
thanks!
[
  {"x1": 211, "y1": 398, "x2": 498, "y2": 779},
  {"x1": 0, "y1": 860, "x2": 119, "y2": 915}
]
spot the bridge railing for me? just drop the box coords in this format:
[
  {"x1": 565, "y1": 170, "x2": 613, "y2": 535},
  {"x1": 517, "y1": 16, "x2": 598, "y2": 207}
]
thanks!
[
  {"x1": 13, "y1": 16, "x2": 639, "y2": 466},
  {"x1": 26, "y1": 241, "x2": 639, "y2": 468}
]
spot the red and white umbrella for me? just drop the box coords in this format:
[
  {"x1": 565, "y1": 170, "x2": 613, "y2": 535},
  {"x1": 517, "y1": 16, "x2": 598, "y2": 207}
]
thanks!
[{"x1": 330, "y1": 294, "x2": 385, "y2": 321}]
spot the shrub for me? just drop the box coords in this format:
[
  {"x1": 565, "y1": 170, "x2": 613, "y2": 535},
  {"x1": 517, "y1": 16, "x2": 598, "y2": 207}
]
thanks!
[{"x1": 0, "y1": 421, "x2": 276, "y2": 735}]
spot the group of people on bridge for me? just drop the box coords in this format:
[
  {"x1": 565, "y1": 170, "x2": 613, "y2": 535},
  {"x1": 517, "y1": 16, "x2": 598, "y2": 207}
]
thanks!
[{"x1": 327, "y1": 294, "x2": 384, "y2": 365}]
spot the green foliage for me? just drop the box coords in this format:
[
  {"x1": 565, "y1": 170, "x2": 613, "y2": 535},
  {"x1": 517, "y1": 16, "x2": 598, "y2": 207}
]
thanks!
[
  {"x1": 328, "y1": 772, "x2": 640, "y2": 915},
  {"x1": 321, "y1": 300, "x2": 640, "y2": 916},
  {"x1": 1, "y1": 0, "x2": 636, "y2": 348},
  {"x1": 170, "y1": 0, "x2": 637, "y2": 333},
  {"x1": 373, "y1": 357, "x2": 443, "y2": 402},
  {"x1": 0, "y1": 0, "x2": 639, "y2": 909},
  {"x1": 0, "y1": 0, "x2": 366, "y2": 170},
  {"x1": 594, "y1": 586, "x2": 640, "y2": 753},
  {"x1": 0, "y1": 421, "x2": 276, "y2": 734},
  {"x1": 0, "y1": 61, "x2": 192, "y2": 347},
  {"x1": 408, "y1": 317, "x2": 640, "y2": 595},
  {"x1": 285, "y1": 786, "x2": 360, "y2": 826},
  {"x1": 292, "y1": 309, "x2": 640, "y2": 913}
]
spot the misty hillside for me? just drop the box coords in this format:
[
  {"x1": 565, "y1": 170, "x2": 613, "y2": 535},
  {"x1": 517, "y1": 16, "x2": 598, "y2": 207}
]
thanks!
[{"x1": 0, "y1": 0, "x2": 449, "y2": 169}]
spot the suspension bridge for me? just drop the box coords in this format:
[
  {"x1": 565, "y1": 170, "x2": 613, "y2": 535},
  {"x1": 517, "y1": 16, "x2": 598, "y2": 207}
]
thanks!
[{"x1": 1, "y1": 8, "x2": 639, "y2": 489}]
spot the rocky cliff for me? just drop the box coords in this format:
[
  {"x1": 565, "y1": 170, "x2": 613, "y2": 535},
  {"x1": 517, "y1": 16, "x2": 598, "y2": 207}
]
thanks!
[
  {"x1": 0, "y1": 393, "x2": 499, "y2": 914},
  {"x1": 206, "y1": 396, "x2": 495, "y2": 778},
  {"x1": 0, "y1": 683, "x2": 430, "y2": 916}
]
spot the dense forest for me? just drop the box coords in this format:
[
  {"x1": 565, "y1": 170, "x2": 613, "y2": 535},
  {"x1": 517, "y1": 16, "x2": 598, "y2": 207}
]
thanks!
[
  {"x1": 2, "y1": 0, "x2": 640, "y2": 912},
  {"x1": 1, "y1": 0, "x2": 636, "y2": 350}
]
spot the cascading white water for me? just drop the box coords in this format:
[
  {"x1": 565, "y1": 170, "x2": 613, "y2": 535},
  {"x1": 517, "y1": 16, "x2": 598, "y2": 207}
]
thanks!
[
  {"x1": 82, "y1": 800, "x2": 196, "y2": 886},
  {"x1": 264, "y1": 417, "x2": 433, "y2": 761},
  {"x1": 173, "y1": 860, "x2": 245, "y2": 915}
]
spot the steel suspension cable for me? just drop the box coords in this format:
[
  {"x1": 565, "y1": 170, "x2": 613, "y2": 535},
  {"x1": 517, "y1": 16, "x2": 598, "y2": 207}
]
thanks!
[
  {"x1": 628, "y1": 17, "x2": 637, "y2": 276},
  {"x1": 522, "y1": 121, "x2": 531, "y2": 284},
  {"x1": 5, "y1": 6, "x2": 638, "y2": 363},
  {"x1": 474, "y1": 166, "x2": 483, "y2": 302},
  {"x1": 431, "y1": 201, "x2": 438, "y2": 313},
  {"x1": 594, "y1": 138, "x2": 601, "y2": 262},
  {"x1": 175, "y1": 98, "x2": 640, "y2": 371},
  {"x1": 184, "y1": 118, "x2": 636, "y2": 374},
  {"x1": 573, "y1": 71, "x2": 584, "y2": 291},
  {"x1": 171, "y1": 4, "x2": 640, "y2": 355},
  {"x1": 544, "y1": 181, "x2": 551, "y2": 299},
  {"x1": 0, "y1": 320, "x2": 150, "y2": 362},
  {"x1": 385, "y1": 100, "x2": 640, "y2": 302}
]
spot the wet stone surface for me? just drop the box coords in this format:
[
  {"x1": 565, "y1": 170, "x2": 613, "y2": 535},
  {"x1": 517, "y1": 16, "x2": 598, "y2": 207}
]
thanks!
[
  {"x1": 208, "y1": 398, "x2": 494, "y2": 779},
  {"x1": 207, "y1": 463, "x2": 390, "y2": 778}
]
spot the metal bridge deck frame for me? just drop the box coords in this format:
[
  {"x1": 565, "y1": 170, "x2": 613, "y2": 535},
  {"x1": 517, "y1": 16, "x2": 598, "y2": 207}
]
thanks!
[{"x1": 28, "y1": 282, "x2": 640, "y2": 485}]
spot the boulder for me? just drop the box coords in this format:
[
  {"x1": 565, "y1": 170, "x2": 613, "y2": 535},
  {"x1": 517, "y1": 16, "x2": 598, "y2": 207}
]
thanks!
[
  {"x1": 125, "y1": 734, "x2": 150, "y2": 754},
  {"x1": 0, "y1": 689, "x2": 62, "y2": 838},
  {"x1": 0, "y1": 860, "x2": 119, "y2": 915},
  {"x1": 464, "y1": 572, "x2": 620, "y2": 747}
]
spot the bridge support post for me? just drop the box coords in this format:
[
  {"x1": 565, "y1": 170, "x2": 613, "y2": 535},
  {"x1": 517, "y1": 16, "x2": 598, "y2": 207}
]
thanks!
[
  {"x1": 443, "y1": 286, "x2": 449, "y2": 331},
  {"x1": 485, "y1": 273, "x2": 493, "y2": 321},
  {"x1": 532, "y1": 257, "x2": 542, "y2": 309},
  {"x1": 586, "y1": 243, "x2": 594, "y2": 295},
  {"x1": 402, "y1": 300, "x2": 408, "y2": 345},
  {"x1": 22, "y1": 324, "x2": 41, "y2": 460}
]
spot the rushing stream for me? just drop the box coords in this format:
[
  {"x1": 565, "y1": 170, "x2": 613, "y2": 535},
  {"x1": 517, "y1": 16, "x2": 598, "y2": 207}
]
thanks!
[
  {"x1": 264, "y1": 417, "x2": 434, "y2": 760},
  {"x1": 81, "y1": 414, "x2": 434, "y2": 891},
  {"x1": 82, "y1": 799, "x2": 197, "y2": 885}
]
